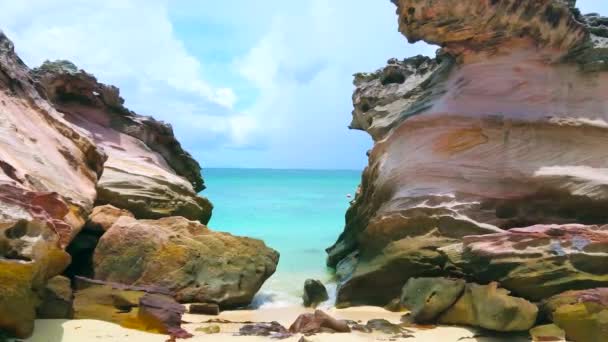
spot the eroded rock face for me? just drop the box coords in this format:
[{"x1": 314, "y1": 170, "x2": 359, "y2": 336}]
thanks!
[
  {"x1": 32, "y1": 61, "x2": 212, "y2": 223},
  {"x1": 453, "y1": 224, "x2": 608, "y2": 301},
  {"x1": 0, "y1": 32, "x2": 105, "y2": 337},
  {"x1": 93, "y1": 216, "x2": 279, "y2": 308},
  {"x1": 328, "y1": 0, "x2": 608, "y2": 306}
]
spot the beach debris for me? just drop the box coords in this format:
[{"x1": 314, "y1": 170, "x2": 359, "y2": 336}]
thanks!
[
  {"x1": 302, "y1": 279, "x2": 329, "y2": 308},
  {"x1": 289, "y1": 310, "x2": 350, "y2": 335},
  {"x1": 195, "y1": 325, "x2": 220, "y2": 334},
  {"x1": 189, "y1": 303, "x2": 220, "y2": 316},
  {"x1": 238, "y1": 321, "x2": 291, "y2": 339}
]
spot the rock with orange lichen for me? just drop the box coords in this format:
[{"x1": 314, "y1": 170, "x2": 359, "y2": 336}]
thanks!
[
  {"x1": 0, "y1": 31, "x2": 105, "y2": 338},
  {"x1": 93, "y1": 216, "x2": 279, "y2": 308},
  {"x1": 32, "y1": 61, "x2": 212, "y2": 224},
  {"x1": 328, "y1": 0, "x2": 608, "y2": 307},
  {"x1": 542, "y1": 288, "x2": 608, "y2": 342}
]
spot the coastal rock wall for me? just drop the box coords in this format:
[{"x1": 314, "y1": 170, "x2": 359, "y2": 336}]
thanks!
[
  {"x1": 32, "y1": 61, "x2": 212, "y2": 223},
  {"x1": 0, "y1": 31, "x2": 106, "y2": 337},
  {"x1": 329, "y1": 0, "x2": 608, "y2": 307}
]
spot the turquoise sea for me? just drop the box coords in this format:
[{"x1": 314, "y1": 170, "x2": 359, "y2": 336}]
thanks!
[{"x1": 202, "y1": 168, "x2": 361, "y2": 308}]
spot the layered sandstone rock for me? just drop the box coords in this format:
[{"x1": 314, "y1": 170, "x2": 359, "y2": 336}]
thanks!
[
  {"x1": 32, "y1": 61, "x2": 212, "y2": 223},
  {"x1": 0, "y1": 32, "x2": 105, "y2": 337},
  {"x1": 93, "y1": 216, "x2": 279, "y2": 308},
  {"x1": 451, "y1": 224, "x2": 608, "y2": 301},
  {"x1": 328, "y1": 0, "x2": 608, "y2": 306}
]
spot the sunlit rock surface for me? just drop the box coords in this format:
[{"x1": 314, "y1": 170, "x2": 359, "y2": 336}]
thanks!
[
  {"x1": 329, "y1": 0, "x2": 608, "y2": 306},
  {"x1": 0, "y1": 32, "x2": 105, "y2": 337},
  {"x1": 32, "y1": 61, "x2": 212, "y2": 223},
  {"x1": 93, "y1": 216, "x2": 279, "y2": 308}
]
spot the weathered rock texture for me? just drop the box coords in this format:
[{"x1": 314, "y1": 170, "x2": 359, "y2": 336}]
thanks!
[
  {"x1": 0, "y1": 32, "x2": 105, "y2": 337},
  {"x1": 73, "y1": 277, "x2": 191, "y2": 339},
  {"x1": 93, "y1": 216, "x2": 279, "y2": 308},
  {"x1": 542, "y1": 288, "x2": 608, "y2": 342},
  {"x1": 328, "y1": 0, "x2": 608, "y2": 306},
  {"x1": 401, "y1": 278, "x2": 537, "y2": 332},
  {"x1": 32, "y1": 61, "x2": 212, "y2": 223},
  {"x1": 452, "y1": 224, "x2": 608, "y2": 301}
]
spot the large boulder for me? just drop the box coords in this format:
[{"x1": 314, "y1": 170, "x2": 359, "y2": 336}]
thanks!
[
  {"x1": 32, "y1": 60, "x2": 212, "y2": 224},
  {"x1": 542, "y1": 288, "x2": 608, "y2": 342},
  {"x1": 93, "y1": 216, "x2": 279, "y2": 308},
  {"x1": 452, "y1": 224, "x2": 608, "y2": 301},
  {"x1": 328, "y1": 0, "x2": 608, "y2": 307},
  {"x1": 0, "y1": 32, "x2": 105, "y2": 338},
  {"x1": 438, "y1": 282, "x2": 538, "y2": 332}
]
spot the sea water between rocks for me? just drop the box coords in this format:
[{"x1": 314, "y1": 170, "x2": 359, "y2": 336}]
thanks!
[{"x1": 203, "y1": 168, "x2": 360, "y2": 308}]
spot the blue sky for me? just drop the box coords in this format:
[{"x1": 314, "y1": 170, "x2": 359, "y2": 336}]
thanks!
[{"x1": 0, "y1": 1, "x2": 605, "y2": 170}]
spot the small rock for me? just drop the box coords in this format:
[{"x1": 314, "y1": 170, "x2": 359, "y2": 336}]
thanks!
[
  {"x1": 302, "y1": 279, "x2": 329, "y2": 308},
  {"x1": 383, "y1": 298, "x2": 403, "y2": 312},
  {"x1": 238, "y1": 321, "x2": 291, "y2": 339},
  {"x1": 138, "y1": 293, "x2": 192, "y2": 339},
  {"x1": 365, "y1": 319, "x2": 404, "y2": 334},
  {"x1": 189, "y1": 303, "x2": 220, "y2": 315},
  {"x1": 529, "y1": 324, "x2": 566, "y2": 341},
  {"x1": 289, "y1": 310, "x2": 350, "y2": 335},
  {"x1": 37, "y1": 275, "x2": 74, "y2": 319},
  {"x1": 195, "y1": 325, "x2": 220, "y2": 334},
  {"x1": 85, "y1": 205, "x2": 134, "y2": 232}
]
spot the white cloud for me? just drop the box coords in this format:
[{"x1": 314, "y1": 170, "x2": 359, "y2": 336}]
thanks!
[
  {"x1": 0, "y1": 0, "x2": 437, "y2": 168},
  {"x1": 0, "y1": 0, "x2": 239, "y2": 142}
]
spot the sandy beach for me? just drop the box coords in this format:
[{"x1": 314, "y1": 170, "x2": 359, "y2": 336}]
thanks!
[{"x1": 25, "y1": 306, "x2": 534, "y2": 342}]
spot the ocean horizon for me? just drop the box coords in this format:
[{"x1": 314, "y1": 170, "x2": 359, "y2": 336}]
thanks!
[{"x1": 202, "y1": 168, "x2": 362, "y2": 308}]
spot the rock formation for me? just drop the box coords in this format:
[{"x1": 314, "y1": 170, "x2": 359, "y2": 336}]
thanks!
[
  {"x1": 93, "y1": 215, "x2": 279, "y2": 308},
  {"x1": 0, "y1": 30, "x2": 278, "y2": 338},
  {"x1": 32, "y1": 60, "x2": 212, "y2": 224},
  {"x1": 0, "y1": 30, "x2": 105, "y2": 337},
  {"x1": 401, "y1": 278, "x2": 537, "y2": 332},
  {"x1": 328, "y1": 0, "x2": 608, "y2": 310},
  {"x1": 302, "y1": 279, "x2": 329, "y2": 308},
  {"x1": 542, "y1": 287, "x2": 608, "y2": 342}
]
